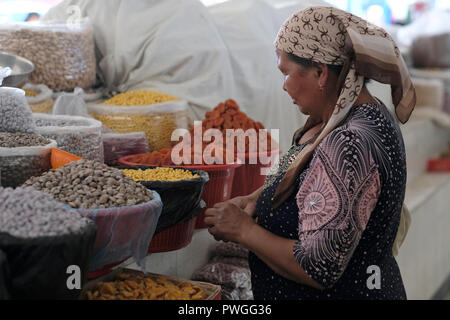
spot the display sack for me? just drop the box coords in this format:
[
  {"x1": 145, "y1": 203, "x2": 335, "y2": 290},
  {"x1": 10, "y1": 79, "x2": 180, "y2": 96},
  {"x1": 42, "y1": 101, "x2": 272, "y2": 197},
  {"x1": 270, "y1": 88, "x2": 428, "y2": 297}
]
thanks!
[
  {"x1": 411, "y1": 33, "x2": 450, "y2": 68},
  {"x1": 88, "y1": 100, "x2": 191, "y2": 151},
  {"x1": 23, "y1": 83, "x2": 54, "y2": 114},
  {"x1": 0, "y1": 139, "x2": 57, "y2": 188},
  {"x1": 53, "y1": 87, "x2": 105, "y2": 104},
  {"x1": 0, "y1": 250, "x2": 10, "y2": 300},
  {"x1": 0, "y1": 222, "x2": 97, "y2": 300},
  {"x1": 0, "y1": 87, "x2": 37, "y2": 134},
  {"x1": 102, "y1": 132, "x2": 150, "y2": 166},
  {"x1": 33, "y1": 113, "x2": 104, "y2": 162},
  {"x1": 74, "y1": 191, "x2": 163, "y2": 272},
  {"x1": 52, "y1": 88, "x2": 90, "y2": 117},
  {"x1": 117, "y1": 165, "x2": 209, "y2": 234},
  {"x1": 0, "y1": 18, "x2": 96, "y2": 92}
]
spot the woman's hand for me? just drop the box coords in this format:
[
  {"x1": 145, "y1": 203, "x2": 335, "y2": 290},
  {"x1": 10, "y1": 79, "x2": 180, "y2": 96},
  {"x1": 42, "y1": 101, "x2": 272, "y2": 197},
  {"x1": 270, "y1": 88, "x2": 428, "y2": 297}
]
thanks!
[
  {"x1": 204, "y1": 202, "x2": 256, "y2": 243},
  {"x1": 226, "y1": 195, "x2": 257, "y2": 218}
]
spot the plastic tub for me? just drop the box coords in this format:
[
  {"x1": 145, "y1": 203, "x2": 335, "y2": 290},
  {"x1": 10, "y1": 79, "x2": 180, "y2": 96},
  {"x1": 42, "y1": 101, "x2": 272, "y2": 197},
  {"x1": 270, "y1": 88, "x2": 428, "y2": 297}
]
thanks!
[
  {"x1": 231, "y1": 149, "x2": 281, "y2": 198},
  {"x1": 148, "y1": 216, "x2": 197, "y2": 253},
  {"x1": 118, "y1": 155, "x2": 242, "y2": 229},
  {"x1": 117, "y1": 165, "x2": 209, "y2": 235}
]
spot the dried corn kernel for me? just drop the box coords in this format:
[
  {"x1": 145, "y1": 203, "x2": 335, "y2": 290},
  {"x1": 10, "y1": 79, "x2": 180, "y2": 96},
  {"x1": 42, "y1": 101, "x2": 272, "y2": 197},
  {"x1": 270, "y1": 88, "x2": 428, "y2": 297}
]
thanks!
[
  {"x1": 102, "y1": 90, "x2": 179, "y2": 106},
  {"x1": 122, "y1": 167, "x2": 199, "y2": 181}
]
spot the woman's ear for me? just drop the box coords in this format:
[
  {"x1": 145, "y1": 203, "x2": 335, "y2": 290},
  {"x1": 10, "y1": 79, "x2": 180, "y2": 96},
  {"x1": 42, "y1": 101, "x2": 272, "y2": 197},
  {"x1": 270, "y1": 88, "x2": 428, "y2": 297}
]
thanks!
[{"x1": 315, "y1": 63, "x2": 329, "y2": 87}]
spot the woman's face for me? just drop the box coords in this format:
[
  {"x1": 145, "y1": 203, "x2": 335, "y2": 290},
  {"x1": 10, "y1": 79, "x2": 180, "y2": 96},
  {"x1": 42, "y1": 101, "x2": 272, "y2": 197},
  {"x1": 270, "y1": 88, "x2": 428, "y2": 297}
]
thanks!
[{"x1": 276, "y1": 50, "x2": 322, "y2": 117}]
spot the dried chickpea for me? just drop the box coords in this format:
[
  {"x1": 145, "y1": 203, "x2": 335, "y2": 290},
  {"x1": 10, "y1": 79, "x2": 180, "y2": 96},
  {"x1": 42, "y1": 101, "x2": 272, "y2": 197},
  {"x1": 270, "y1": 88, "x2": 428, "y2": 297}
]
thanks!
[
  {"x1": 121, "y1": 167, "x2": 199, "y2": 182},
  {"x1": 102, "y1": 90, "x2": 179, "y2": 106}
]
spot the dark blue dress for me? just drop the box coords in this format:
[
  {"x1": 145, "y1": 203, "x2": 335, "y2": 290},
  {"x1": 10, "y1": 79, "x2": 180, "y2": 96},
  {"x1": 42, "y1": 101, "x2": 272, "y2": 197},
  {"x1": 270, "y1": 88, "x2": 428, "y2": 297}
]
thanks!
[{"x1": 249, "y1": 103, "x2": 407, "y2": 300}]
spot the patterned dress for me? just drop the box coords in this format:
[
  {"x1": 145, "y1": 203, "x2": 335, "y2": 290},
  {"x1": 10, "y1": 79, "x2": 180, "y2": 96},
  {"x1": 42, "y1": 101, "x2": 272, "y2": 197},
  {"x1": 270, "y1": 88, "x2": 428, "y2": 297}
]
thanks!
[{"x1": 248, "y1": 102, "x2": 407, "y2": 300}]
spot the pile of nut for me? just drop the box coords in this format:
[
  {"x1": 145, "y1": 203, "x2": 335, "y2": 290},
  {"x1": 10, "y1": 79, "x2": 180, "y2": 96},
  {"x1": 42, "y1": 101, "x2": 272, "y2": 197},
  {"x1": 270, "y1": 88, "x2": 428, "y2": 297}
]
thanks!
[
  {"x1": 0, "y1": 26, "x2": 96, "y2": 91},
  {"x1": 0, "y1": 187, "x2": 92, "y2": 238},
  {"x1": 22, "y1": 160, "x2": 154, "y2": 209},
  {"x1": 0, "y1": 89, "x2": 37, "y2": 134},
  {"x1": 34, "y1": 115, "x2": 104, "y2": 162},
  {"x1": 0, "y1": 132, "x2": 53, "y2": 188},
  {"x1": 0, "y1": 132, "x2": 50, "y2": 148}
]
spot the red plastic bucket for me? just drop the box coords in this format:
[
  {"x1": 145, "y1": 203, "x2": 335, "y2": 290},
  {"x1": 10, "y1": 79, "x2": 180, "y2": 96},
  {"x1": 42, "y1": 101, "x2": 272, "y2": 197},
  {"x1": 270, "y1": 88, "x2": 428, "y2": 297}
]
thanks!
[
  {"x1": 118, "y1": 155, "x2": 242, "y2": 229},
  {"x1": 87, "y1": 258, "x2": 129, "y2": 280},
  {"x1": 231, "y1": 149, "x2": 281, "y2": 198},
  {"x1": 148, "y1": 217, "x2": 197, "y2": 253}
]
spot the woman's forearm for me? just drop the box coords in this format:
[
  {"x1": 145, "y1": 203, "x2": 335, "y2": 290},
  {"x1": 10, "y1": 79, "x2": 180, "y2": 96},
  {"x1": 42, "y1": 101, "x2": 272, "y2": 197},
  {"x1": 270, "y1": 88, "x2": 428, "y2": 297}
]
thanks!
[{"x1": 240, "y1": 222, "x2": 324, "y2": 290}]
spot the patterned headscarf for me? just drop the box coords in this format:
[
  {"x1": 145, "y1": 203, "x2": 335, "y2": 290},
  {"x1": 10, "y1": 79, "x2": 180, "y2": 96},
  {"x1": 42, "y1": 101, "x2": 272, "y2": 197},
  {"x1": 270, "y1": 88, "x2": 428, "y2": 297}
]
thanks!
[{"x1": 272, "y1": 6, "x2": 416, "y2": 208}]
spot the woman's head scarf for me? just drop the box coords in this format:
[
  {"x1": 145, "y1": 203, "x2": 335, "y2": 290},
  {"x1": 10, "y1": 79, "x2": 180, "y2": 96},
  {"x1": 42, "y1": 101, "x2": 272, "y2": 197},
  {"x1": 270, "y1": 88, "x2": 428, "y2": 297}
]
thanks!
[{"x1": 272, "y1": 6, "x2": 416, "y2": 208}]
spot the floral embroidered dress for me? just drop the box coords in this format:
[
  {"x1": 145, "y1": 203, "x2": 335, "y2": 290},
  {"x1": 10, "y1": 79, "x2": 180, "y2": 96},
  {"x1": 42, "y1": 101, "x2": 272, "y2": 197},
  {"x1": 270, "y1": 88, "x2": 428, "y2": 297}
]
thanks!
[{"x1": 248, "y1": 102, "x2": 407, "y2": 300}]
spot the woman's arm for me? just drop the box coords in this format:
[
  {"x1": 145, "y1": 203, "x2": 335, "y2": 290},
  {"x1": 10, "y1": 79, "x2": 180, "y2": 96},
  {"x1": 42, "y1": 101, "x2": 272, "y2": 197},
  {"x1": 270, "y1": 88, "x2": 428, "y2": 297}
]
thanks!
[
  {"x1": 241, "y1": 220, "x2": 325, "y2": 290},
  {"x1": 204, "y1": 202, "x2": 324, "y2": 290}
]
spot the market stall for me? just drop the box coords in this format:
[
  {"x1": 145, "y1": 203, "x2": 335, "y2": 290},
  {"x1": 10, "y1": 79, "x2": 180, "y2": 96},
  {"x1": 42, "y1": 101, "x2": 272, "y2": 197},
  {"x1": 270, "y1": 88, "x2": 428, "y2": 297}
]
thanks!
[{"x1": 0, "y1": 0, "x2": 449, "y2": 301}]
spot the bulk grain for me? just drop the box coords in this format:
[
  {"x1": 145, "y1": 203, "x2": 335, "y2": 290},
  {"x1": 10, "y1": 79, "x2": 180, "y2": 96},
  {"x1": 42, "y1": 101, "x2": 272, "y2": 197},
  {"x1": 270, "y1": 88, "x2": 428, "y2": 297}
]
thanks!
[
  {"x1": 22, "y1": 160, "x2": 154, "y2": 209},
  {"x1": 0, "y1": 20, "x2": 96, "y2": 92},
  {"x1": 0, "y1": 87, "x2": 37, "y2": 134},
  {"x1": 33, "y1": 114, "x2": 104, "y2": 162},
  {"x1": 0, "y1": 187, "x2": 91, "y2": 238},
  {"x1": 89, "y1": 91, "x2": 190, "y2": 151},
  {"x1": 0, "y1": 132, "x2": 56, "y2": 188}
]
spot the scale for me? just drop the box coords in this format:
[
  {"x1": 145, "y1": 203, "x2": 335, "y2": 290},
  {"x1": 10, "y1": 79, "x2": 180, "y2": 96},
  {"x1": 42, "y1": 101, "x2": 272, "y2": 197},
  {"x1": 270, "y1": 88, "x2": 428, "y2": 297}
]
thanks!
[{"x1": 0, "y1": 51, "x2": 34, "y2": 87}]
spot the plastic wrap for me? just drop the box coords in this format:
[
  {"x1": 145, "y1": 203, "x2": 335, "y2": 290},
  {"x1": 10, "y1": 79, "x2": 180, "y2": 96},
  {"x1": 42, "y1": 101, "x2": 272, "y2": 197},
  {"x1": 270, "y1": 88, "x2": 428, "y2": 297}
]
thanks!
[
  {"x1": 23, "y1": 83, "x2": 54, "y2": 114},
  {"x1": 0, "y1": 19, "x2": 96, "y2": 91},
  {"x1": 215, "y1": 241, "x2": 249, "y2": 259},
  {"x1": 33, "y1": 113, "x2": 104, "y2": 162},
  {"x1": 0, "y1": 139, "x2": 56, "y2": 188},
  {"x1": 0, "y1": 222, "x2": 97, "y2": 300},
  {"x1": 52, "y1": 89, "x2": 90, "y2": 117},
  {"x1": 191, "y1": 262, "x2": 252, "y2": 300},
  {"x1": 74, "y1": 191, "x2": 163, "y2": 272},
  {"x1": 210, "y1": 255, "x2": 249, "y2": 268},
  {"x1": 118, "y1": 165, "x2": 209, "y2": 234},
  {"x1": 89, "y1": 100, "x2": 190, "y2": 151},
  {"x1": 0, "y1": 87, "x2": 37, "y2": 134},
  {"x1": 103, "y1": 132, "x2": 150, "y2": 166}
]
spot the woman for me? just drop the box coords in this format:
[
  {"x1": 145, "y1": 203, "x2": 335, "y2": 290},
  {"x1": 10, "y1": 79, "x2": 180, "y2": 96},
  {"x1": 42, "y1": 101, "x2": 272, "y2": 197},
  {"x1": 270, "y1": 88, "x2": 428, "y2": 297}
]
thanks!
[{"x1": 204, "y1": 6, "x2": 415, "y2": 300}]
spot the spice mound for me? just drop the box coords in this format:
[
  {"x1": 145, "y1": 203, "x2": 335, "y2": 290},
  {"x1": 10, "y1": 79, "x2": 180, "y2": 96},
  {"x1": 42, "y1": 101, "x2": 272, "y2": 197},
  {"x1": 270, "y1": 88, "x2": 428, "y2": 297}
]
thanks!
[
  {"x1": 86, "y1": 271, "x2": 207, "y2": 300},
  {"x1": 22, "y1": 160, "x2": 154, "y2": 209},
  {"x1": 0, "y1": 132, "x2": 51, "y2": 148},
  {"x1": 0, "y1": 187, "x2": 91, "y2": 238},
  {"x1": 122, "y1": 167, "x2": 199, "y2": 182}
]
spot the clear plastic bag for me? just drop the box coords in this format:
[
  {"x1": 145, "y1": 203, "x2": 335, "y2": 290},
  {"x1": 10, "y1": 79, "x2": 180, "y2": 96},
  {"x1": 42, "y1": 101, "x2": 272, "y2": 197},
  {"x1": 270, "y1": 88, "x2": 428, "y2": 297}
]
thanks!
[
  {"x1": 73, "y1": 191, "x2": 163, "y2": 272},
  {"x1": 89, "y1": 100, "x2": 191, "y2": 151},
  {"x1": 191, "y1": 262, "x2": 251, "y2": 290},
  {"x1": 102, "y1": 132, "x2": 150, "y2": 166},
  {"x1": 0, "y1": 87, "x2": 37, "y2": 134},
  {"x1": 23, "y1": 83, "x2": 54, "y2": 114},
  {"x1": 52, "y1": 88, "x2": 89, "y2": 117},
  {"x1": 33, "y1": 113, "x2": 104, "y2": 162},
  {"x1": 0, "y1": 139, "x2": 57, "y2": 188},
  {"x1": 0, "y1": 18, "x2": 96, "y2": 91}
]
